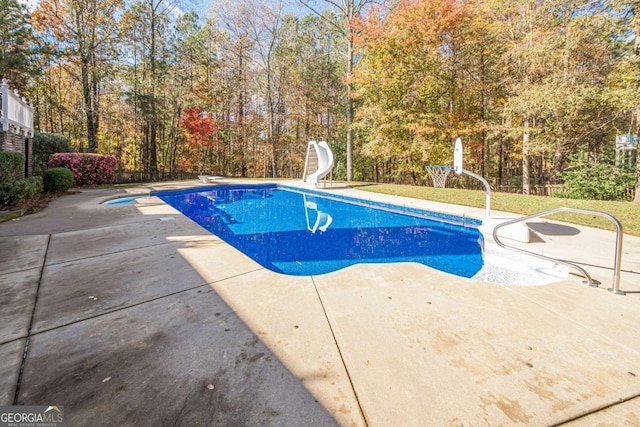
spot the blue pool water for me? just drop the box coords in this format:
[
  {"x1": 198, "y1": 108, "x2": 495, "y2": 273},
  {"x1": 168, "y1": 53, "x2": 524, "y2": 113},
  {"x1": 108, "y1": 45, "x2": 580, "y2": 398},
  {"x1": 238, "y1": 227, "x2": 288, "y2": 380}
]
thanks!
[
  {"x1": 104, "y1": 196, "x2": 141, "y2": 205},
  {"x1": 156, "y1": 184, "x2": 484, "y2": 277}
]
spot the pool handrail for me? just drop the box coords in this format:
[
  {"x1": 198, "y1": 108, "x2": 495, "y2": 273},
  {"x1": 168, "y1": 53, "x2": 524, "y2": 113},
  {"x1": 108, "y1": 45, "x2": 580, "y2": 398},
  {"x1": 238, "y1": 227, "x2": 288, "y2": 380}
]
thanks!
[{"x1": 491, "y1": 207, "x2": 624, "y2": 295}]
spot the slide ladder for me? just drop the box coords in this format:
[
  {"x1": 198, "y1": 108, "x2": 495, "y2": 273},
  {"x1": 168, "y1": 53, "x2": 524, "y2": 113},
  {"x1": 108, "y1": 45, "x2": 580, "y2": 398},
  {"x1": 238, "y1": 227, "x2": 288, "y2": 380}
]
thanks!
[{"x1": 303, "y1": 141, "x2": 334, "y2": 186}]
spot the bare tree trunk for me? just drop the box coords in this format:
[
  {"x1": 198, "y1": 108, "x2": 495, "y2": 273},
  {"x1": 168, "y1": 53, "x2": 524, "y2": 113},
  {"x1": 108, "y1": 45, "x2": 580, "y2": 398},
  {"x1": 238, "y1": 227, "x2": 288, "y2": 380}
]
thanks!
[
  {"x1": 552, "y1": 142, "x2": 563, "y2": 184},
  {"x1": 148, "y1": 4, "x2": 158, "y2": 179},
  {"x1": 81, "y1": 60, "x2": 99, "y2": 152},
  {"x1": 300, "y1": 0, "x2": 373, "y2": 182},
  {"x1": 346, "y1": 33, "x2": 354, "y2": 181},
  {"x1": 523, "y1": 116, "x2": 530, "y2": 195},
  {"x1": 76, "y1": 9, "x2": 99, "y2": 152},
  {"x1": 635, "y1": 6, "x2": 640, "y2": 203}
]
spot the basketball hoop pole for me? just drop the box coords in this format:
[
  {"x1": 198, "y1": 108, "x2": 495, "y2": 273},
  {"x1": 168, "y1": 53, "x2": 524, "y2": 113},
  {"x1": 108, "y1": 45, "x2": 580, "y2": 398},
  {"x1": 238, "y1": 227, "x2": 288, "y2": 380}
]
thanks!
[
  {"x1": 461, "y1": 169, "x2": 491, "y2": 220},
  {"x1": 454, "y1": 138, "x2": 491, "y2": 220}
]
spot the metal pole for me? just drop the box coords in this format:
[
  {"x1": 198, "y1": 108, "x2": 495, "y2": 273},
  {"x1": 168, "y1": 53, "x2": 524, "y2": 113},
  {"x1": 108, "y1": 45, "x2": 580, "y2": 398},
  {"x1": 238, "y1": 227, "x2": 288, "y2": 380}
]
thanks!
[{"x1": 461, "y1": 169, "x2": 491, "y2": 219}]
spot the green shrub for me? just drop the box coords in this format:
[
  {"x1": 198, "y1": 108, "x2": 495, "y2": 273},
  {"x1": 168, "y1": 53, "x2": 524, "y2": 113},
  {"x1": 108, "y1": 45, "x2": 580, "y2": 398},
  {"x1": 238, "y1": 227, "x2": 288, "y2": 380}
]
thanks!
[
  {"x1": 43, "y1": 167, "x2": 74, "y2": 193},
  {"x1": 0, "y1": 177, "x2": 43, "y2": 206},
  {"x1": 0, "y1": 151, "x2": 25, "y2": 183},
  {"x1": 33, "y1": 133, "x2": 73, "y2": 176},
  {"x1": 555, "y1": 153, "x2": 636, "y2": 201}
]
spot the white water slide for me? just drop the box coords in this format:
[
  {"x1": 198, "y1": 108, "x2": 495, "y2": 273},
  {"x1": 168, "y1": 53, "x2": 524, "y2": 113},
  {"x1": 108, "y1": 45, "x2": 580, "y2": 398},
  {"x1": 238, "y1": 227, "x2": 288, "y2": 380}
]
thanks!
[{"x1": 303, "y1": 140, "x2": 334, "y2": 186}]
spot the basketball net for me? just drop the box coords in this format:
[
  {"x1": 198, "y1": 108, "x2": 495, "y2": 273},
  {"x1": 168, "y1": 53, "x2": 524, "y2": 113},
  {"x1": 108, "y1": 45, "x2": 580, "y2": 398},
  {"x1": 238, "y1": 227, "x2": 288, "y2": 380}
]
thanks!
[{"x1": 425, "y1": 166, "x2": 452, "y2": 188}]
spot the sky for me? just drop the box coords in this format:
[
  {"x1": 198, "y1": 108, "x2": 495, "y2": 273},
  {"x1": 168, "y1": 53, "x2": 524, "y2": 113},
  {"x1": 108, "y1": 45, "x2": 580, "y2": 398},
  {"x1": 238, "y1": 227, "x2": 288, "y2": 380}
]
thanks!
[
  {"x1": 21, "y1": 0, "x2": 310, "y2": 16},
  {"x1": 21, "y1": 0, "x2": 39, "y2": 11},
  {"x1": 20, "y1": 0, "x2": 209, "y2": 13}
]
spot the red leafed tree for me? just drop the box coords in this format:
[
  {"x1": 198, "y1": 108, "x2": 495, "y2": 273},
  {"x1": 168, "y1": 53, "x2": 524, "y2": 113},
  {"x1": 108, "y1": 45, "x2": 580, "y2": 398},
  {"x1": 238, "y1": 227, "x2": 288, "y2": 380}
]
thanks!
[{"x1": 180, "y1": 106, "x2": 218, "y2": 173}]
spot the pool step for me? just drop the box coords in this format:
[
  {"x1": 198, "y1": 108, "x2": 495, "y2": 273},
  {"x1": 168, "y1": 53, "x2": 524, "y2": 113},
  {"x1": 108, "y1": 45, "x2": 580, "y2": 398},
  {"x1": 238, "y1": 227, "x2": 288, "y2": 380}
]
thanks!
[{"x1": 481, "y1": 218, "x2": 533, "y2": 243}]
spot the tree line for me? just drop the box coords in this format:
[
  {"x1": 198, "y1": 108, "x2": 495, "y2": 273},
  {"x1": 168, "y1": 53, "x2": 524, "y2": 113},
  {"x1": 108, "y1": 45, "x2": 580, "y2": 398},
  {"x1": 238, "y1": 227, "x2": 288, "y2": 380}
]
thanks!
[{"x1": 2, "y1": 0, "x2": 640, "y2": 200}]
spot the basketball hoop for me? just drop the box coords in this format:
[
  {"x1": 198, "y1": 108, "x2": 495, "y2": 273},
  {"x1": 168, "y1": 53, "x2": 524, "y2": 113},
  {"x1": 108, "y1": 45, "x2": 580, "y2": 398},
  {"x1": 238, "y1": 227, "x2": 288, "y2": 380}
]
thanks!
[{"x1": 425, "y1": 166, "x2": 452, "y2": 188}]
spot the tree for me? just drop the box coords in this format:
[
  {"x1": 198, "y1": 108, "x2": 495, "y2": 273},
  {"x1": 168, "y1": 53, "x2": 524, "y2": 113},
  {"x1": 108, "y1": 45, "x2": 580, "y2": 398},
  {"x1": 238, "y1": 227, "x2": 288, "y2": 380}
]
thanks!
[
  {"x1": 301, "y1": 0, "x2": 375, "y2": 181},
  {"x1": 490, "y1": 0, "x2": 623, "y2": 193},
  {"x1": 31, "y1": 60, "x2": 88, "y2": 144},
  {"x1": 163, "y1": 12, "x2": 209, "y2": 173},
  {"x1": 121, "y1": 0, "x2": 178, "y2": 177},
  {"x1": 33, "y1": 0, "x2": 123, "y2": 153},
  {"x1": 0, "y1": 0, "x2": 36, "y2": 91},
  {"x1": 352, "y1": 0, "x2": 474, "y2": 181},
  {"x1": 630, "y1": 1, "x2": 640, "y2": 203},
  {"x1": 496, "y1": 0, "x2": 553, "y2": 194},
  {"x1": 246, "y1": 0, "x2": 286, "y2": 178},
  {"x1": 457, "y1": 0, "x2": 504, "y2": 179},
  {"x1": 211, "y1": 0, "x2": 258, "y2": 177},
  {"x1": 180, "y1": 105, "x2": 218, "y2": 172},
  {"x1": 23, "y1": 0, "x2": 636, "y2": 195},
  {"x1": 32, "y1": 132, "x2": 72, "y2": 175},
  {"x1": 275, "y1": 13, "x2": 345, "y2": 177}
]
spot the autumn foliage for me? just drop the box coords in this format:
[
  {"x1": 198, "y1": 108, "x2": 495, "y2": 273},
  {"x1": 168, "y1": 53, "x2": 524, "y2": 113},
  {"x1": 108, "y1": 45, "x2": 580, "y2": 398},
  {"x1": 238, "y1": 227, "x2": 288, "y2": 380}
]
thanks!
[
  {"x1": 179, "y1": 106, "x2": 219, "y2": 173},
  {"x1": 353, "y1": 0, "x2": 471, "y2": 172},
  {"x1": 26, "y1": 0, "x2": 640, "y2": 195}
]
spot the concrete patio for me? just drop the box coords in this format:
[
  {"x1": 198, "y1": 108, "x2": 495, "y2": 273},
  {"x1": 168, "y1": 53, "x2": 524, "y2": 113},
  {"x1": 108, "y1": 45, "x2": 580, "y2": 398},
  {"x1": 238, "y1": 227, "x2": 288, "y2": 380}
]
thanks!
[{"x1": 1, "y1": 180, "x2": 639, "y2": 426}]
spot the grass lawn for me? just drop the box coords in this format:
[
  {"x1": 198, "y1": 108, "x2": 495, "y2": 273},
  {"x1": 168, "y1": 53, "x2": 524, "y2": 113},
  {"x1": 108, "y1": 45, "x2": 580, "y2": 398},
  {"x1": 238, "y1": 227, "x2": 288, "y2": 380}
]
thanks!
[{"x1": 355, "y1": 183, "x2": 640, "y2": 237}]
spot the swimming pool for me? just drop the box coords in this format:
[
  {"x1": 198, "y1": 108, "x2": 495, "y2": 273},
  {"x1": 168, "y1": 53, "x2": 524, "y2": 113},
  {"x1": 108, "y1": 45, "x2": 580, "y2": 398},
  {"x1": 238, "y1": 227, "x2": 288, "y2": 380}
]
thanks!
[{"x1": 156, "y1": 184, "x2": 485, "y2": 277}]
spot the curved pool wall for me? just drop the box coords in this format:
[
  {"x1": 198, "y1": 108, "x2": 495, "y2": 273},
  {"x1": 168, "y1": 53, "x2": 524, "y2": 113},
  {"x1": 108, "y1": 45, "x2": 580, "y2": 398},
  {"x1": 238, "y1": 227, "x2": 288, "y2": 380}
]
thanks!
[{"x1": 155, "y1": 184, "x2": 484, "y2": 277}]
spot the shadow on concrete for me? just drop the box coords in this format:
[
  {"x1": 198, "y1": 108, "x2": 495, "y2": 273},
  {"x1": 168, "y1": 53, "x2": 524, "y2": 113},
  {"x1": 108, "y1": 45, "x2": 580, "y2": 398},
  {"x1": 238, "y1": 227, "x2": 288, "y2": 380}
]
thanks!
[
  {"x1": 18, "y1": 287, "x2": 340, "y2": 426},
  {"x1": 0, "y1": 189, "x2": 346, "y2": 426},
  {"x1": 526, "y1": 221, "x2": 581, "y2": 236}
]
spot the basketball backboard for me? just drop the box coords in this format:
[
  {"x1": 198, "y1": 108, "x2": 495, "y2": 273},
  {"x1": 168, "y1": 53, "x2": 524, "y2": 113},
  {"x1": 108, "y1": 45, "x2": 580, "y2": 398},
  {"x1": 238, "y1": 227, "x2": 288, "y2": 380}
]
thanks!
[{"x1": 454, "y1": 138, "x2": 463, "y2": 175}]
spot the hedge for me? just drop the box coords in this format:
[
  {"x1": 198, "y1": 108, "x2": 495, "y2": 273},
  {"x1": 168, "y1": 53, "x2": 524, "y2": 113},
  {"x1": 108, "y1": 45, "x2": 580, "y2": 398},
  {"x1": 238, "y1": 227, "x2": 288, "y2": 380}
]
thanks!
[
  {"x1": 0, "y1": 177, "x2": 43, "y2": 206},
  {"x1": 0, "y1": 151, "x2": 25, "y2": 183},
  {"x1": 43, "y1": 168, "x2": 74, "y2": 193},
  {"x1": 48, "y1": 153, "x2": 117, "y2": 186}
]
